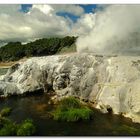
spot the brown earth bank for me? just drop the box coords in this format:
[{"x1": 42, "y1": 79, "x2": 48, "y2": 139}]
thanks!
[{"x1": 0, "y1": 57, "x2": 28, "y2": 68}]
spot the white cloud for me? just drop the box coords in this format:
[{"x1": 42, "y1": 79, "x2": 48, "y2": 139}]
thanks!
[
  {"x1": 0, "y1": 5, "x2": 21, "y2": 15},
  {"x1": 31, "y1": 5, "x2": 54, "y2": 15},
  {"x1": 71, "y1": 13, "x2": 96, "y2": 36},
  {"x1": 0, "y1": 4, "x2": 96, "y2": 45},
  {"x1": 51, "y1": 4, "x2": 84, "y2": 16},
  {"x1": 0, "y1": 4, "x2": 73, "y2": 43}
]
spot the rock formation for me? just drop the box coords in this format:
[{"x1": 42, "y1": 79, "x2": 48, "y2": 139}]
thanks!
[{"x1": 1, "y1": 53, "x2": 140, "y2": 123}]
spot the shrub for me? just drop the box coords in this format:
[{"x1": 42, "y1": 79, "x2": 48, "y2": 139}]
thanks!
[
  {"x1": 16, "y1": 119, "x2": 36, "y2": 136},
  {"x1": 0, "y1": 117, "x2": 11, "y2": 128},
  {"x1": 0, "y1": 107, "x2": 36, "y2": 136},
  {"x1": 0, "y1": 107, "x2": 12, "y2": 117},
  {"x1": 52, "y1": 97, "x2": 93, "y2": 122},
  {"x1": 0, "y1": 118, "x2": 17, "y2": 136}
]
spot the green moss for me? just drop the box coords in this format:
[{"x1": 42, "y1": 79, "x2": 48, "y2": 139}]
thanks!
[
  {"x1": 52, "y1": 97, "x2": 93, "y2": 122},
  {"x1": 0, "y1": 107, "x2": 12, "y2": 117},
  {"x1": 17, "y1": 119, "x2": 36, "y2": 136}
]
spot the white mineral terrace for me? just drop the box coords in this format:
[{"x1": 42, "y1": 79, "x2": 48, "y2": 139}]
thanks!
[{"x1": 0, "y1": 53, "x2": 140, "y2": 123}]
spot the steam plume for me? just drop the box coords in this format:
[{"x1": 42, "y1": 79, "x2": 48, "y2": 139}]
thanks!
[{"x1": 76, "y1": 5, "x2": 140, "y2": 55}]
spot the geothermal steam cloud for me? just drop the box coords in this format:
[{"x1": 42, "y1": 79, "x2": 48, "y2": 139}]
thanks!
[{"x1": 76, "y1": 5, "x2": 140, "y2": 55}]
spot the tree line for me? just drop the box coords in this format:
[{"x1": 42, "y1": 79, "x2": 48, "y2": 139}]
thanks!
[{"x1": 0, "y1": 36, "x2": 77, "y2": 62}]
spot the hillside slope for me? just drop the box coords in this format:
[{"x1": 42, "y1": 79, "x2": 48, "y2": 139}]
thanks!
[{"x1": 0, "y1": 36, "x2": 77, "y2": 62}]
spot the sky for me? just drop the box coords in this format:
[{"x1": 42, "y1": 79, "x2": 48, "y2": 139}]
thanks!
[
  {"x1": 21, "y1": 4, "x2": 97, "y2": 22},
  {"x1": 0, "y1": 4, "x2": 100, "y2": 45}
]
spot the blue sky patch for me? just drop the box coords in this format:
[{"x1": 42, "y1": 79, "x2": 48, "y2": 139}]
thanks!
[
  {"x1": 79, "y1": 4, "x2": 97, "y2": 13},
  {"x1": 21, "y1": 4, "x2": 32, "y2": 13}
]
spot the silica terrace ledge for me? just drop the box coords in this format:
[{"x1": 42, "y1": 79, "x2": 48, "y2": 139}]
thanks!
[{"x1": 0, "y1": 53, "x2": 140, "y2": 123}]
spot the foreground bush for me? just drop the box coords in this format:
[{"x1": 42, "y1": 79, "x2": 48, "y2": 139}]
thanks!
[
  {"x1": 17, "y1": 119, "x2": 36, "y2": 136},
  {"x1": 52, "y1": 97, "x2": 93, "y2": 122},
  {"x1": 0, "y1": 117, "x2": 17, "y2": 136},
  {"x1": 0, "y1": 107, "x2": 36, "y2": 136}
]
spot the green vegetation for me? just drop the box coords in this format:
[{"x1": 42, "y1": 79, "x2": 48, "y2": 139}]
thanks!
[
  {"x1": 0, "y1": 107, "x2": 36, "y2": 136},
  {"x1": 113, "y1": 125, "x2": 139, "y2": 135},
  {"x1": 0, "y1": 36, "x2": 77, "y2": 62},
  {"x1": 52, "y1": 97, "x2": 93, "y2": 122},
  {"x1": 0, "y1": 107, "x2": 12, "y2": 117},
  {"x1": 58, "y1": 43, "x2": 76, "y2": 54},
  {"x1": 0, "y1": 117, "x2": 18, "y2": 136},
  {"x1": 17, "y1": 119, "x2": 36, "y2": 136}
]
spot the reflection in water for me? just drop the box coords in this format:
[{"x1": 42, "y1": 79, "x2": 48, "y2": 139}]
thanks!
[{"x1": 0, "y1": 93, "x2": 140, "y2": 136}]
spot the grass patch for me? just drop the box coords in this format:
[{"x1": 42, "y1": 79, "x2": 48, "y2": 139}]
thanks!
[
  {"x1": 53, "y1": 107, "x2": 93, "y2": 122},
  {"x1": 52, "y1": 97, "x2": 93, "y2": 122},
  {"x1": 58, "y1": 96, "x2": 81, "y2": 111}
]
